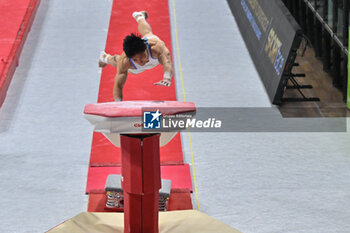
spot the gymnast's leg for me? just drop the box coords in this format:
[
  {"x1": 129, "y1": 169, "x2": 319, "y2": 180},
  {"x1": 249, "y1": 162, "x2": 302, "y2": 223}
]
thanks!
[{"x1": 132, "y1": 11, "x2": 154, "y2": 37}]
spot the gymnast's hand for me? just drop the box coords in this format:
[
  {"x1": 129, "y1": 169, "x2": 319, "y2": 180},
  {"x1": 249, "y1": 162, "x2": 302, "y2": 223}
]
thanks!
[{"x1": 154, "y1": 78, "x2": 171, "y2": 87}]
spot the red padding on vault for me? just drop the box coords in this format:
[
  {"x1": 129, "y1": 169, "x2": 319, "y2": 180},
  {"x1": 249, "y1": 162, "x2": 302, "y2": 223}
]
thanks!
[
  {"x1": 89, "y1": 133, "x2": 184, "y2": 166},
  {"x1": 167, "y1": 189, "x2": 193, "y2": 211},
  {"x1": 86, "y1": 164, "x2": 193, "y2": 194},
  {"x1": 84, "y1": 101, "x2": 196, "y2": 117},
  {"x1": 0, "y1": 0, "x2": 41, "y2": 108},
  {"x1": 87, "y1": 189, "x2": 192, "y2": 212}
]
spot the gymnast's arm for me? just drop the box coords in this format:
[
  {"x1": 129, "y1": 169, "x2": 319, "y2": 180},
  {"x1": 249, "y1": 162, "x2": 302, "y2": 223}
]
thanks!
[
  {"x1": 106, "y1": 55, "x2": 119, "y2": 67},
  {"x1": 154, "y1": 43, "x2": 173, "y2": 86},
  {"x1": 113, "y1": 61, "x2": 129, "y2": 101}
]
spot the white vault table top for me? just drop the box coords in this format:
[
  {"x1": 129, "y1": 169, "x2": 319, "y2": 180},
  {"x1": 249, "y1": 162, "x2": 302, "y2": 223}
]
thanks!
[
  {"x1": 84, "y1": 101, "x2": 196, "y2": 118},
  {"x1": 83, "y1": 101, "x2": 196, "y2": 147}
]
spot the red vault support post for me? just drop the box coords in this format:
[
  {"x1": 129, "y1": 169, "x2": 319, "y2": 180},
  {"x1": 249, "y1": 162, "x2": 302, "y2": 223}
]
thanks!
[{"x1": 121, "y1": 134, "x2": 161, "y2": 233}]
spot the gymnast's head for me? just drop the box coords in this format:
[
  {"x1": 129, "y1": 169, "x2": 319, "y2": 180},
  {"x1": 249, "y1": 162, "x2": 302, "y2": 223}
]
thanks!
[{"x1": 123, "y1": 33, "x2": 149, "y2": 65}]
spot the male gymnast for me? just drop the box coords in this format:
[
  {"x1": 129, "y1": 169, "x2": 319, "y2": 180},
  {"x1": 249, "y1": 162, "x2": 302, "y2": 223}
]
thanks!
[{"x1": 98, "y1": 11, "x2": 173, "y2": 101}]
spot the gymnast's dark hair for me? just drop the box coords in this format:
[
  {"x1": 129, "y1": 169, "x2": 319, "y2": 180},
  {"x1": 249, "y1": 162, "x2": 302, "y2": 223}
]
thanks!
[{"x1": 123, "y1": 33, "x2": 147, "y2": 58}]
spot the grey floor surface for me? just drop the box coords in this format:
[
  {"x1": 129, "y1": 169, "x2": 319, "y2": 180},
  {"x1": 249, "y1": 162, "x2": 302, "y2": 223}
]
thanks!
[
  {"x1": 0, "y1": 0, "x2": 350, "y2": 233},
  {"x1": 169, "y1": 1, "x2": 350, "y2": 233},
  {"x1": 0, "y1": 0, "x2": 112, "y2": 232}
]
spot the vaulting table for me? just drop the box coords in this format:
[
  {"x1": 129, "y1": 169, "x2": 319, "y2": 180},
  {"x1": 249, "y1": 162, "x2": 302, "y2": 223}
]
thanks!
[{"x1": 84, "y1": 101, "x2": 196, "y2": 233}]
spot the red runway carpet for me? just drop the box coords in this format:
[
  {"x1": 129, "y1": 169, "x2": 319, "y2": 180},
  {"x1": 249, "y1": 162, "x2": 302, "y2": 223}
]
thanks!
[
  {"x1": 89, "y1": 133, "x2": 184, "y2": 166},
  {"x1": 86, "y1": 164, "x2": 193, "y2": 194},
  {"x1": 0, "y1": 0, "x2": 41, "y2": 108},
  {"x1": 86, "y1": 0, "x2": 193, "y2": 211}
]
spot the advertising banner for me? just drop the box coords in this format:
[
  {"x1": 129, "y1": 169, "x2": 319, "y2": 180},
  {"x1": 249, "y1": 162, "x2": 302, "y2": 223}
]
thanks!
[{"x1": 227, "y1": 0, "x2": 302, "y2": 104}]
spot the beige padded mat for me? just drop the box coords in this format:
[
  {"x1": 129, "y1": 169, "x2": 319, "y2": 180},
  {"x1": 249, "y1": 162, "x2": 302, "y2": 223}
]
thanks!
[{"x1": 48, "y1": 210, "x2": 242, "y2": 233}]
